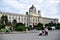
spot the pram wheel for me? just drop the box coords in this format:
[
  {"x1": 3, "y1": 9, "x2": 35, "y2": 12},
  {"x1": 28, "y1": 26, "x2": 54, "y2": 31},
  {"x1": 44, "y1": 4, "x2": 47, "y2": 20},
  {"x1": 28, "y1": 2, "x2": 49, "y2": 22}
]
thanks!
[{"x1": 39, "y1": 33, "x2": 42, "y2": 36}]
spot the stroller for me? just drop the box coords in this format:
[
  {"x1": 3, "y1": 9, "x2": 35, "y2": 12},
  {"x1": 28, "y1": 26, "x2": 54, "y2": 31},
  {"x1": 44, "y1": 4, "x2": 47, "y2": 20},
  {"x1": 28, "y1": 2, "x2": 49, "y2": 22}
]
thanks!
[{"x1": 39, "y1": 30, "x2": 48, "y2": 36}]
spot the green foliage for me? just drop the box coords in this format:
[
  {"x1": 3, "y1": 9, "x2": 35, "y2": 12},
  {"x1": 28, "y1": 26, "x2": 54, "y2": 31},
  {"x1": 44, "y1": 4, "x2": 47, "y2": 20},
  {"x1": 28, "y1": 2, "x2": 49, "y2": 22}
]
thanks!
[
  {"x1": 1, "y1": 24, "x2": 6, "y2": 28},
  {"x1": 33, "y1": 23, "x2": 43, "y2": 30},
  {"x1": 45, "y1": 23, "x2": 50, "y2": 26},
  {"x1": 7, "y1": 22, "x2": 11, "y2": 26},
  {"x1": 45, "y1": 22, "x2": 59, "y2": 30},
  {"x1": 16, "y1": 26, "x2": 26, "y2": 31},
  {"x1": 0, "y1": 28, "x2": 6, "y2": 32},
  {"x1": 56, "y1": 23, "x2": 60, "y2": 29},
  {"x1": 37, "y1": 23, "x2": 43, "y2": 27},
  {"x1": 56, "y1": 25, "x2": 60, "y2": 29},
  {"x1": 28, "y1": 25, "x2": 32, "y2": 30},
  {"x1": 12, "y1": 19, "x2": 17, "y2": 25},
  {"x1": 45, "y1": 23, "x2": 56, "y2": 30},
  {"x1": 0, "y1": 24, "x2": 2, "y2": 30},
  {"x1": 12, "y1": 25, "x2": 16, "y2": 30},
  {"x1": 12, "y1": 19, "x2": 17, "y2": 30},
  {"x1": 1, "y1": 15, "x2": 8, "y2": 24},
  {"x1": 36, "y1": 27, "x2": 42, "y2": 30},
  {"x1": 13, "y1": 22, "x2": 26, "y2": 31},
  {"x1": 16, "y1": 23, "x2": 25, "y2": 26},
  {"x1": 48, "y1": 26, "x2": 52, "y2": 30},
  {"x1": 28, "y1": 27, "x2": 32, "y2": 30},
  {"x1": 1, "y1": 15, "x2": 4, "y2": 21},
  {"x1": 4, "y1": 15, "x2": 8, "y2": 23}
]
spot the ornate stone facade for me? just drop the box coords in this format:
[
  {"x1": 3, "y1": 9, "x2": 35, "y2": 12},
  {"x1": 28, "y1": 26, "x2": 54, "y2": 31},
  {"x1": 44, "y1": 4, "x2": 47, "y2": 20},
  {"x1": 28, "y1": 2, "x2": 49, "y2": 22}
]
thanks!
[{"x1": 0, "y1": 5, "x2": 58, "y2": 27}]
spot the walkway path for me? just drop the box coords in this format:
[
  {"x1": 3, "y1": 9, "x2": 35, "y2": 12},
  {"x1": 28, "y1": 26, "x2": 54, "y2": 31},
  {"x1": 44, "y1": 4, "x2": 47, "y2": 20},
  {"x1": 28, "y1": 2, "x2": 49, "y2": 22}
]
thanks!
[{"x1": 0, "y1": 30, "x2": 60, "y2": 40}]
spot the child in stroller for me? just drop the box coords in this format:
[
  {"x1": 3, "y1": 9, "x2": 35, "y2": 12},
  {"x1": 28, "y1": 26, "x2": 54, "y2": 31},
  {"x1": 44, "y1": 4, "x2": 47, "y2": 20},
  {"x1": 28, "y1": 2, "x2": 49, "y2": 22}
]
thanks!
[
  {"x1": 39, "y1": 27, "x2": 48, "y2": 36},
  {"x1": 39, "y1": 30, "x2": 45, "y2": 36}
]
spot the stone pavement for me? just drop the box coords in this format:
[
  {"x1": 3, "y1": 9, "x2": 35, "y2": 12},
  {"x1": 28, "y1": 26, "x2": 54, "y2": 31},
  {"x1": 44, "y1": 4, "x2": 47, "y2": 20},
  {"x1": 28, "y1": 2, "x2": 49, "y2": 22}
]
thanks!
[{"x1": 0, "y1": 30, "x2": 60, "y2": 40}]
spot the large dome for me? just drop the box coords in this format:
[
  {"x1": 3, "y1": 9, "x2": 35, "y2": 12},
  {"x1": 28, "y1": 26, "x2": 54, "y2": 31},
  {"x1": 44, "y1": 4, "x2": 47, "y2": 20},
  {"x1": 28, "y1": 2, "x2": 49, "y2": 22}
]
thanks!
[
  {"x1": 30, "y1": 5, "x2": 36, "y2": 9},
  {"x1": 29, "y1": 5, "x2": 40, "y2": 16},
  {"x1": 29, "y1": 5, "x2": 36, "y2": 11}
]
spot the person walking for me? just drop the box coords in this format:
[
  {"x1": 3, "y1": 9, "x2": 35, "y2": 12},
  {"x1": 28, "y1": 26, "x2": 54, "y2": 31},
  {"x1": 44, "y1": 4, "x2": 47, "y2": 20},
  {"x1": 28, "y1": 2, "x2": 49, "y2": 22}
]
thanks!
[
  {"x1": 44, "y1": 27, "x2": 48, "y2": 35},
  {"x1": 5, "y1": 25, "x2": 9, "y2": 33}
]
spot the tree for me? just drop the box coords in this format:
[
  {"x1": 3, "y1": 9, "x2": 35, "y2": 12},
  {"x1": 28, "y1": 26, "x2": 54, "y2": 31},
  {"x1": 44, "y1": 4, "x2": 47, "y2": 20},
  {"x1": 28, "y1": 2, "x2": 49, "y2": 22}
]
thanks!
[
  {"x1": 27, "y1": 25, "x2": 32, "y2": 30},
  {"x1": 7, "y1": 22, "x2": 11, "y2": 26},
  {"x1": 37, "y1": 23, "x2": 43, "y2": 30},
  {"x1": 12, "y1": 19, "x2": 17, "y2": 30},
  {"x1": 16, "y1": 26, "x2": 26, "y2": 31},
  {"x1": 12, "y1": 19, "x2": 17, "y2": 25},
  {"x1": 1, "y1": 15, "x2": 8, "y2": 24},
  {"x1": 15, "y1": 22, "x2": 25, "y2": 31},
  {"x1": 4, "y1": 15, "x2": 8, "y2": 24},
  {"x1": 1, "y1": 15, "x2": 5, "y2": 24},
  {"x1": 56, "y1": 23, "x2": 60, "y2": 29},
  {"x1": 16, "y1": 22, "x2": 25, "y2": 26},
  {"x1": 34, "y1": 23, "x2": 43, "y2": 30},
  {"x1": 45, "y1": 23, "x2": 52, "y2": 30},
  {"x1": 45, "y1": 23, "x2": 50, "y2": 26},
  {"x1": 0, "y1": 15, "x2": 8, "y2": 29},
  {"x1": 37, "y1": 23, "x2": 43, "y2": 27}
]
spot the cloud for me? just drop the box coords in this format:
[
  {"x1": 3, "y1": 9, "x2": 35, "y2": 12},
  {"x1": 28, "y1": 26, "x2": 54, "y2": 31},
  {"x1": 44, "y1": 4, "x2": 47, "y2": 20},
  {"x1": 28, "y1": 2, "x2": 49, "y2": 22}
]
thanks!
[
  {"x1": 3, "y1": 0, "x2": 24, "y2": 9},
  {"x1": 0, "y1": 0, "x2": 60, "y2": 22},
  {"x1": 0, "y1": 0, "x2": 59, "y2": 14},
  {"x1": 0, "y1": 7, "x2": 13, "y2": 13}
]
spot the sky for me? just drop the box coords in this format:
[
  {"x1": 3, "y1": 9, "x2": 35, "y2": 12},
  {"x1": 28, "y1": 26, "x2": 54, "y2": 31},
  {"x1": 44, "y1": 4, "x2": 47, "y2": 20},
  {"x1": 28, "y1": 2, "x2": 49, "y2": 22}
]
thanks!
[{"x1": 0, "y1": 0, "x2": 60, "y2": 22}]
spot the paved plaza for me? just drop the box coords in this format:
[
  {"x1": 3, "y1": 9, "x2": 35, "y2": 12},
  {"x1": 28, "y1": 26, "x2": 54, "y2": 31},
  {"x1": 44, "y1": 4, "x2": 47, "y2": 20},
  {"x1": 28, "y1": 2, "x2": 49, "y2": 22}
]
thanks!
[{"x1": 0, "y1": 30, "x2": 60, "y2": 40}]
